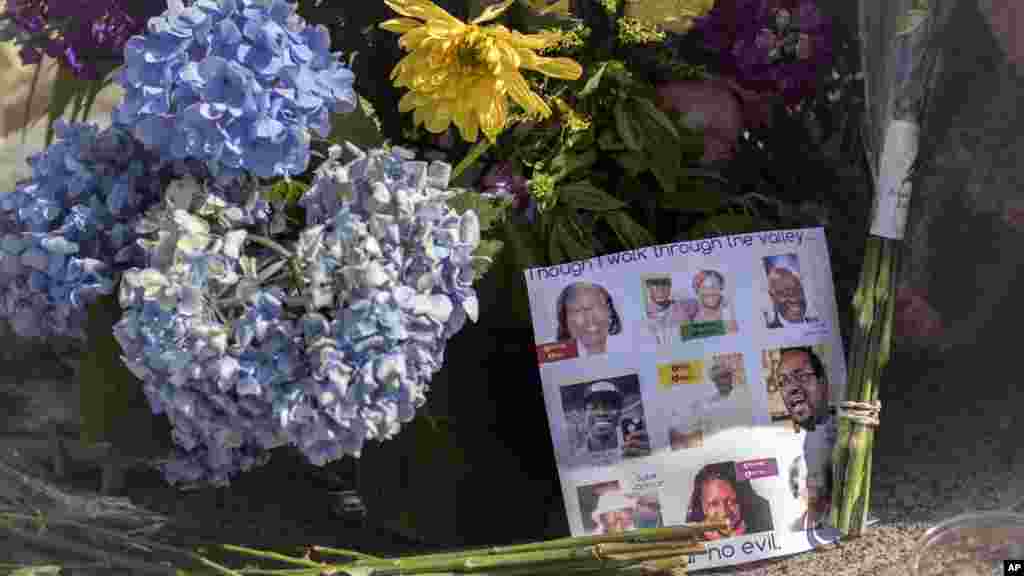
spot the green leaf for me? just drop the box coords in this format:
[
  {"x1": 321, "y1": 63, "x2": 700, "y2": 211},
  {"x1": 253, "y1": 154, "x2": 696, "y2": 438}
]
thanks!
[
  {"x1": 560, "y1": 215, "x2": 596, "y2": 261},
  {"x1": 549, "y1": 148, "x2": 599, "y2": 182},
  {"x1": 77, "y1": 78, "x2": 107, "y2": 123},
  {"x1": 329, "y1": 93, "x2": 385, "y2": 150},
  {"x1": 499, "y1": 219, "x2": 542, "y2": 271},
  {"x1": 11, "y1": 566, "x2": 61, "y2": 576},
  {"x1": 634, "y1": 96, "x2": 680, "y2": 140},
  {"x1": 45, "y1": 64, "x2": 88, "y2": 147},
  {"x1": 597, "y1": 127, "x2": 626, "y2": 151},
  {"x1": 68, "y1": 87, "x2": 87, "y2": 128},
  {"x1": 603, "y1": 210, "x2": 654, "y2": 249},
  {"x1": 579, "y1": 61, "x2": 608, "y2": 99},
  {"x1": 687, "y1": 212, "x2": 755, "y2": 239},
  {"x1": 472, "y1": 239, "x2": 504, "y2": 278},
  {"x1": 649, "y1": 157, "x2": 678, "y2": 196},
  {"x1": 19, "y1": 61, "x2": 45, "y2": 143},
  {"x1": 558, "y1": 180, "x2": 627, "y2": 212},
  {"x1": 548, "y1": 218, "x2": 568, "y2": 264},
  {"x1": 613, "y1": 98, "x2": 643, "y2": 152},
  {"x1": 896, "y1": 7, "x2": 929, "y2": 35},
  {"x1": 264, "y1": 179, "x2": 309, "y2": 205},
  {"x1": 658, "y1": 177, "x2": 722, "y2": 213},
  {"x1": 615, "y1": 151, "x2": 651, "y2": 176},
  {"x1": 446, "y1": 190, "x2": 507, "y2": 232},
  {"x1": 79, "y1": 294, "x2": 171, "y2": 458}
]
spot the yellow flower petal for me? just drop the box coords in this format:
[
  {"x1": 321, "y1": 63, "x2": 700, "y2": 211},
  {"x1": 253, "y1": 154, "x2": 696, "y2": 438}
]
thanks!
[
  {"x1": 384, "y1": 0, "x2": 462, "y2": 26},
  {"x1": 491, "y1": 27, "x2": 556, "y2": 51},
  {"x1": 480, "y1": 94, "x2": 508, "y2": 142},
  {"x1": 503, "y1": 70, "x2": 551, "y2": 118},
  {"x1": 426, "y1": 104, "x2": 452, "y2": 133},
  {"x1": 379, "y1": 17, "x2": 422, "y2": 33},
  {"x1": 526, "y1": 0, "x2": 572, "y2": 16},
  {"x1": 471, "y1": 0, "x2": 515, "y2": 25},
  {"x1": 518, "y1": 52, "x2": 583, "y2": 80},
  {"x1": 383, "y1": 0, "x2": 582, "y2": 143},
  {"x1": 398, "y1": 91, "x2": 420, "y2": 113},
  {"x1": 453, "y1": 101, "x2": 480, "y2": 143}
]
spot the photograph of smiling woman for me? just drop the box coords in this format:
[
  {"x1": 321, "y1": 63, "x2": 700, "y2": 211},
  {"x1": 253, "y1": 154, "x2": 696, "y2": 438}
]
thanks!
[{"x1": 555, "y1": 282, "x2": 625, "y2": 357}]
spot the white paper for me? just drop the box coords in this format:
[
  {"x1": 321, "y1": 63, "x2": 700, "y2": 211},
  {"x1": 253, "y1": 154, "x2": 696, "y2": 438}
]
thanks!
[
  {"x1": 524, "y1": 227, "x2": 847, "y2": 572},
  {"x1": 870, "y1": 120, "x2": 920, "y2": 240}
]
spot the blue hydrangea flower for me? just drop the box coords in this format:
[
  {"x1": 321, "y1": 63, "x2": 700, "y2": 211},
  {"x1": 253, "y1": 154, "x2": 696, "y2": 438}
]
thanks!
[
  {"x1": 116, "y1": 0, "x2": 357, "y2": 179},
  {"x1": 0, "y1": 121, "x2": 173, "y2": 340},
  {"x1": 110, "y1": 147, "x2": 482, "y2": 487}
]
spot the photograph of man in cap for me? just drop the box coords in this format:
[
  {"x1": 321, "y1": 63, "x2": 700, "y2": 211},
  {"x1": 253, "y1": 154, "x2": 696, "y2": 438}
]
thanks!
[
  {"x1": 762, "y1": 254, "x2": 819, "y2": 329},
  {"x1": 564, "y1": 376, "x2": 651, "y2": 459}
]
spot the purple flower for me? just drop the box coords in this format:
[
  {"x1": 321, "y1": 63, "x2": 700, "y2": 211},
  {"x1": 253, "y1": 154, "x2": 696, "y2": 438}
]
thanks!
[
  {"x1": 695, "y1": 0, "x2": 832, "y2": 105},
  {"x1": 4, "y1": 0, "x2": 166, "y2": 80}
]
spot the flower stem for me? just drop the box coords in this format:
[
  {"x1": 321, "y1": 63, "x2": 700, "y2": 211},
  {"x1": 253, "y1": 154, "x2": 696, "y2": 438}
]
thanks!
[
  {"x1": 832, "y1": 236, "x2": 898, "y2": 537},
  {"x1": 247, "y1": 235, "x2": 294, "y2": 259},
  {"x1": 310, "y1": 545, "x2": 382, "y2": 561},
  {"x1": 220, "y1": 544, "x2": 324, "y2": 569},
  {"x1": 339, "y1": 523, "x2": 721, "y2": 575},
  {"x1": 451, "y1": 138, "x2": 493, "y2": 183}
]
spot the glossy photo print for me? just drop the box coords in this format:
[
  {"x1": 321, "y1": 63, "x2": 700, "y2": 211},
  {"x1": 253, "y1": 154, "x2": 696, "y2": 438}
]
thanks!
[
  {"x1": 560, "y1": 374, "x2": 650, "y2": 462},
  {"x1": 665, "y1": 353, "x2": 752, "y2": 451},
  {"x1": 638, "y1": 270, "x2": 739, "y2": 346},
  {"x1": 535, "y1": 281, "x2": 625, "y2": 363},
  {"x1": 763, "y1": 345, "x2": 838, "y2": 531},
  {"x1": 685, "y1": 460, "x2": 777, "y2": 541},
  {"x1": 761, "y1": 254, "x2": 820, "y2": 329},
  {"x1": 577, "y1": 481, "x2": 664, "y2": 535}
]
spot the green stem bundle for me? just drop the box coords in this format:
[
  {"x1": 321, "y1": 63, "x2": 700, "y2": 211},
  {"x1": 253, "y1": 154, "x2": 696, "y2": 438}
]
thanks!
[
  {"x1": 831, "y1": 236, "x2": 901, "y2": 536},
  {"x1": 223, "y1": 522, "x2": 725, "y2": 576}
]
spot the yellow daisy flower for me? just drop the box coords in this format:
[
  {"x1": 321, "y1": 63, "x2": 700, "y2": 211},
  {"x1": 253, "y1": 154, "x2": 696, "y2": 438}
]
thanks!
[{"x1": 381, "y1": 0, "x2": 583, "y2": 143}]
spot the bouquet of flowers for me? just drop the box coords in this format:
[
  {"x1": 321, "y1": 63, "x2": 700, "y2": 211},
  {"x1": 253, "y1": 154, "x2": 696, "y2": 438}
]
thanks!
[
  {"x1": 0, "y1": 0, "x2": 869, "y2": 553},
  {"x1": 830, "y1": 0, "x2": 946, "y2": 536},
  {"x1": 0, "y1": 0, "x2": 493, "y2": 489}
]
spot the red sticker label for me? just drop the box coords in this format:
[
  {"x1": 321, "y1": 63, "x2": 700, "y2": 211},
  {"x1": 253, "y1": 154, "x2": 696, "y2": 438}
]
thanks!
[{"x1": 536, "y1": 341, "x2": 579, "y2": 364}]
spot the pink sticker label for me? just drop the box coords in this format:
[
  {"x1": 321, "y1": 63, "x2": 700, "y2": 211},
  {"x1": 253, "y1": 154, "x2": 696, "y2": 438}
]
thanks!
[{"x1": 735, "y1": 458, "x2": 779, "y2": 481}]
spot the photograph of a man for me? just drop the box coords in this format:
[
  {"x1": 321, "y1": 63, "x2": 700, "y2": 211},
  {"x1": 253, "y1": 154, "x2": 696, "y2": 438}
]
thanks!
[
  {"x1": 642, "y1": 275, "x2": 695, "y2": 345},
  {"x1": 774, "y1": 346, "x2": 837, "y2": 527},
  {"x1": 787, "y1": 455, "x2": 832, "y2": 531},
  {"x1": 762, "y1": 254, "x2": 818, "y2": 328},
  {"x1": 685, "y1": 460, "x2": 774, "y2": 541},
  {"x1": 776, "y1": 347, "x2": 833, "y2": 433},
  {"x1": 668, "y1": 354, "x2": 749, "y2": 449},
  {"x1": 562, "y1": 375, "x2": 651, "y2": 459}
]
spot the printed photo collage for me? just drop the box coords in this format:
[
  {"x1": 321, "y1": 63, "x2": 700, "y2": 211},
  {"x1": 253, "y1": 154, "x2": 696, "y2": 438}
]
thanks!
[{"x1": 526, "y1": 234, "x2": 847, "y2": 547}]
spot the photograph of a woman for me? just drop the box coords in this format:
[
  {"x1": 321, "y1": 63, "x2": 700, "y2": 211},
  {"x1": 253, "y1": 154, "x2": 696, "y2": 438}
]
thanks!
[
  {"x1": 556, "y1": 282, "x2": 623, "y2": 357},
  {"x1": 685, "y1": 461, "x2": 775, "y2": 541},
  {"x1": 680, "y1": 270, "x2": 739, "y2": 340}
]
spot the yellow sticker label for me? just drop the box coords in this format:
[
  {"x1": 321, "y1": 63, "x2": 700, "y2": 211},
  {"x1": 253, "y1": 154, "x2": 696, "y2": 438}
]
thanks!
[{"x1": 657, "y1": 361, "x2": 705, "y2": 389}]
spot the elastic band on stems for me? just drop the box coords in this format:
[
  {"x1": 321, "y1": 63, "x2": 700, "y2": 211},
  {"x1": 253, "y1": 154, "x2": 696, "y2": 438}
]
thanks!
[{"x1": 838, "y1": 400, "x2": 881, "y2": 427}]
